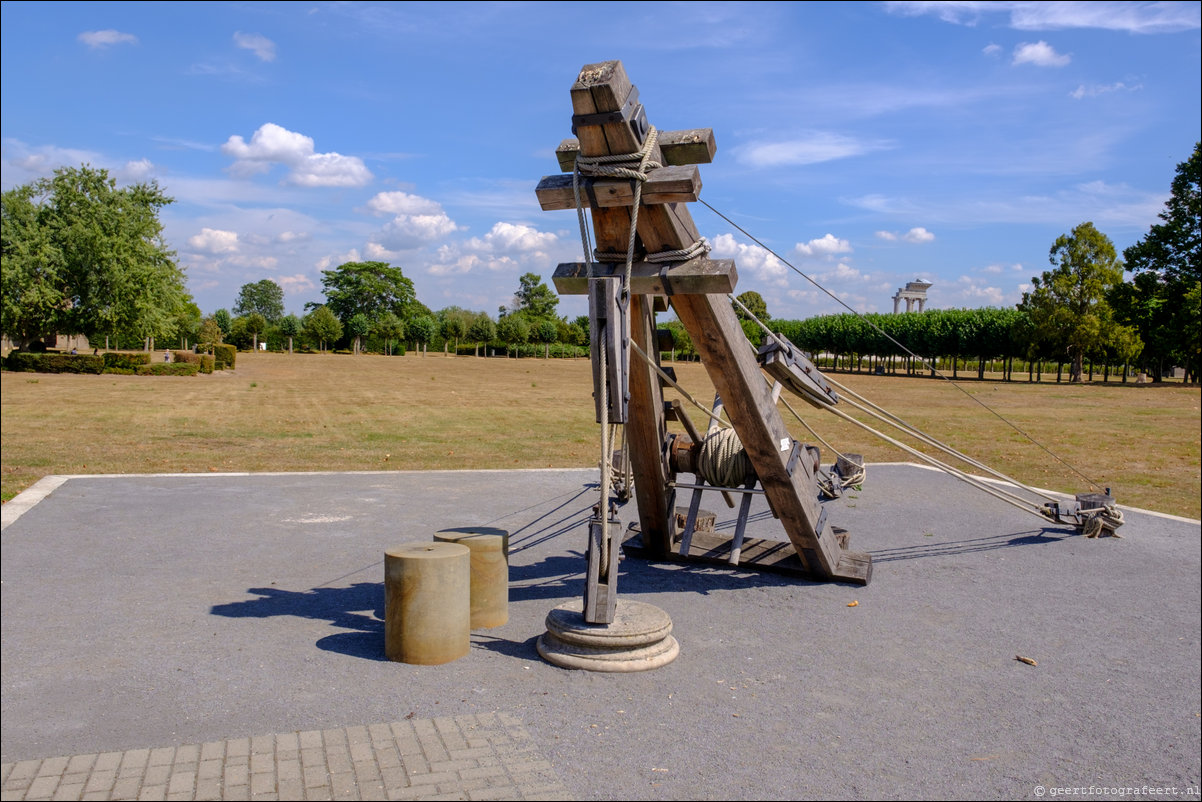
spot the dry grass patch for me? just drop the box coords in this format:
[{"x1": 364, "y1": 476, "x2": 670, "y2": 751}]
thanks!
[{"x1": 2, "y1": 351, "x2": 1198, "y2": 519}]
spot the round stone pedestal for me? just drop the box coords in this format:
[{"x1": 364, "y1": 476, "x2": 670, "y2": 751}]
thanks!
[
  {"x1": 433, "y1": 529, "x2": 509, "y2": 629},
  {"x1": 536, "y1": 599, "x2": 679, "y2": 672},
  {"x1": 384, "y1": 542, "x2": 470, "y2": 665}
]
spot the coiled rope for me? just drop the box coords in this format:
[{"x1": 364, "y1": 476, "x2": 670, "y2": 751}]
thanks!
[{"x1": 696, "y1": 428, "x2": 753, "y2": 488}]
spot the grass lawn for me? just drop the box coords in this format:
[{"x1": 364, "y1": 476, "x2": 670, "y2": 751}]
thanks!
[{"x1": 2, "y1": 350, "x2": 1199, "y2": 519}]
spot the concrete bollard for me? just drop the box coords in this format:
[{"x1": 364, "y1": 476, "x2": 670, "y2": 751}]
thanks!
[
  {"x1": 434, "y1": 528, "x2": 509, "y2": 629},
  {"x1": 384, "y1": 542, "x2": 470, "y2": 665}
]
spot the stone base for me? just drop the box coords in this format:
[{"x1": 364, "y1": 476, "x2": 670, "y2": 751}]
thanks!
[{"x1": 536, "y1": 599, "x2": 679, "y2": 672}]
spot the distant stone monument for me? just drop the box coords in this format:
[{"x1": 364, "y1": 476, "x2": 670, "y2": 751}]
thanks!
[{"x1": 892, "y1": 279, "x2": 932, "y2": 313}]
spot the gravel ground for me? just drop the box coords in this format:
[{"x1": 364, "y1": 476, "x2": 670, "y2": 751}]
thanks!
[{"x1": 2, "y1": 465, "x2": 1199, "y2": 800}]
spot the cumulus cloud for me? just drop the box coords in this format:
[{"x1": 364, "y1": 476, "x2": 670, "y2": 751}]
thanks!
[
  {"x1": 983, "y1": 43, "x2": 1003, "y2": 57},
  {"x1": 222, "y1": 123, "x2": 372, "y2": 187},
  {"x1": 188, "y1": 228, "x2": 240, "y2": 254},
  {"x1": 234, "y1": 32, "x2": 276, "y2": 62},
  {"x1": 465, "y1": 222, "x2": 557, "y2": 254},
  {"x1": 366, "y1": 191, "x2": 444, "y2": 217},
  {"x1": 735, "y1": 132, "x2": 889, "y2": 168},
  {"x1": 316, "y1": 249, "x2": 362, "y2": 271},
  {"x1": 794, "y1": 234, "x2": 852, "y2": 258},
  {"x1": 78, "y1": 29, "x2": 138, "y2": 48},
  {"x1": 362, "y1": 190, "x2": 460, "y2": 251},
  {"x1": 709, "y1": 233, "x2": 787, "y2": 284},
  {"x1": 877, "y1": 227, "x2": 935, "y2": 243},
  {"x1": 1012, "y1": 40, "x2": 1071, "y2": 67}
]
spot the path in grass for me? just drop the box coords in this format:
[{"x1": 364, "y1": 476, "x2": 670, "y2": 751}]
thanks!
[{"x1": 2, "y1": 351, "x2": 1198, "y2": 518}]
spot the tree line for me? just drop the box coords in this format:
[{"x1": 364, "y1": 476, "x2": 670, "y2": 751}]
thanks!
[{"x1": 4, "y1": 142, "x2": 1198, "y2": 380}]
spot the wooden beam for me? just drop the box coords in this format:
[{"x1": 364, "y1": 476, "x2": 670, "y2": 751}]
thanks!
[
  {"x1": 535, "y1": 165, "x2": 702, "y2": 210},
  {"x1": 556, "y1": 128, "x2": 717, "y2": 172},
  {"x1": 552, "y1": 258, "x2": 737, "y2": 297},
  {"x1": 626, "y1": 294, "x2": 675, "y2": 557},
  {"x1": 669, "y1": 291, "x2": 872, "y2": 585}
]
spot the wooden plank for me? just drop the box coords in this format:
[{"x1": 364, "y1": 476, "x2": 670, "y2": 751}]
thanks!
[
  {"x1": 552, "y1": 258, "x2": 737, "y2": 296},
  {"x1": 625, "y1": 293, "x2": 675, "y2": 556},
  {"x1": 535, "y1": 165, "x2": 702, "y2": 210},
  {"x1": 556, "y1": 128, "x2": 717, "y2": 171},
  {"x1": 670, "y1": 291, "x2": 872, "y2": 585}
]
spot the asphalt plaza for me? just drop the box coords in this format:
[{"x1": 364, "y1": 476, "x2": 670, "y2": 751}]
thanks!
[{"x1": 2, "y1": 465, "x2": 1199, "y2": 800}]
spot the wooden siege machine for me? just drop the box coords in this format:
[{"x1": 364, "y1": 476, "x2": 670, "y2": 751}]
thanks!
[{"x1": 535, "y1": 61, "x2": 872, "y2": 627}]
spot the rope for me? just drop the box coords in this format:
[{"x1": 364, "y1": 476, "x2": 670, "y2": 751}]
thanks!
[
  {"x1": 702, "y1": 198, "x2": 1105, "y2": 492},
  {"x1": 696, "y1": 428, "x2": 753, "y2": 488}
]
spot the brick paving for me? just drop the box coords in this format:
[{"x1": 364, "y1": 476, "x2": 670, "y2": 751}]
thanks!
[{"x1": 0, "y1": 713, "x2": 571, "y2": 801}]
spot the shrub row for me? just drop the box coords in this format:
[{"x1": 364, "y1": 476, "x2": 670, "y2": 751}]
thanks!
[
  {"x1": 136, "y1": 363, "x2": 200, "y2": 376},
  {"x1": 5, "y1": 352, "x2": 105, "y2": 373},
  {"x1": 3, "y1": 350, "x2": 205, "y2": 377}
]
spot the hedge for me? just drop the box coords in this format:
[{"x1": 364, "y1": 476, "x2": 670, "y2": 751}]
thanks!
[
  {"x1": 103, "y1": 352, "x2": 151, "y2": 370},
  {"x1": 199, "y1": 354, "x2": 215, "y2": 374},
  {"x1": 136, "y1": 363, "x2": 200, "y2": 376},
  {"x1": 212, "y1": 343, "x2": 236, "y2": 370},
  {"x1": 4, "y1": 352, "x2": 105, "y2": 373}
]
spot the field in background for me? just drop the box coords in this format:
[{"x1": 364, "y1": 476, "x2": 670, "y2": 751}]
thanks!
[{"x1": 2, "y1": 351, "x2": 1198, "y2": 519}]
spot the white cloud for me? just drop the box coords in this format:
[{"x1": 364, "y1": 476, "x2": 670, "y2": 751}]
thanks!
[
  {"x1": 78, "y1": 29, "x2": 138, "y2": 49},
  {"x1": 366, "y1": 191, "x2": 444, "y2": 216},
  {"x1": 275, "y1": 274, "x2": 316, "y2": 295},
  {"x1": 877, "y1": 227, "x2": 935, "y2": 243},
  {"x1": 221, "y1": 123, "x2": 372, "y2": 187},
  {"x1": 983, "y1": 43, "x2": 1003, "y2": 57},
  {"x1": 316, "y1": 249, "x2": 362, "y2": 271},
  {"x1": 885, "y1": 2, "x2": 1200, "y2": 34},
  {"x1": 709, "y1": 233, "x2": 787, "y2": 284},
  {"x1": 117, "y1": 158, "x2": 157, "y2": 182},
  {"x1": 465, "y1": 222, "x2": 557, "y2": 254},
  {"x1": 188, "y1": 228, "x2": 240, "y2": 254},
  {"x1": 734, "y1": 132, "x2": 890, "y2": 168},
  {"x1": 234, "y1": 32, "x2": 276, "y2": 62},
  {"x1": 1012, "y1": 40, "x2": 1071, "y2": 67},
  {"x1": 794, "y1": 234, "x2": 852, "y2": 258},
  {"x1": 1070, "y1": 82, "x2": 1142, "y2": 100}
]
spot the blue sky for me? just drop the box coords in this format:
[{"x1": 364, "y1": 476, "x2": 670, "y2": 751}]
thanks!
[{"x1": 2, "y1": 1, "x2": 1199, "y2": 323}]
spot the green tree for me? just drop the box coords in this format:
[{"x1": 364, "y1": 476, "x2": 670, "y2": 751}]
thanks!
[
  {"x1": 311, "y1": 261, "x2": 416, "y2": 330},
  {"x1": 468, "y1": 314, "x2": 496, "y2": 357},
  {"x1": 1, "y1": 184, "x2": 65, "y2": 350},
  {"x1": 302, "y1": 305, "x2": 342, "y2": 352},
  {"x1": 408, "y1": 314, "x2": 436, "y2": 356},
  {"x1": 278, "y1": 314, "x2": 301, "y2": 354},
  {"x1": 166, "y1": 301, "x2": 203, "y2": 349},
  {"x1": 1019, "y1": 222, "x2": 1132, "y2": 383},
  {"x1": 198, "y1": 316, "x2": 223, "y2": 347},
  {"x1": 512, "y1": 272, "x2": 559, "y2": 319},
  {"x1": 346, "y1": 313, "x2": 370, "y2": 354},
  {"x1": 496, "y1": 314, "x2": 530, "y2": 357},
  {"x1": 439, "y1": 308, "x2": 471, "y2": 355},
  {"x1": 733, "y1": 291, "x2": 770, "y2": 323},
  {"x1": 1118, "y1": 142, "x2": 1201, "y2": 381},
  {"x1": 532, "y1": 318, "x2": 559, "y2": 358},
  {"x1": 244, "y1": 313, "x2": 267, "y2": 351},
  {"x1": 233, "y1": 279, "x2": 285, "y2": 322},
  {"x1": 1, "y1": 165, "x2": 187, "y2": 350},
  {"x1": 213, "y1": 308, "x2": 232, "y2": 337},
  {"x1": 372, "y1": 312, "x2": 406, "y2": 356}
]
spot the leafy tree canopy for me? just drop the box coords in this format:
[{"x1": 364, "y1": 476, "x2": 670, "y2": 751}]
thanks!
[
  {"x1": 733, "y1": 291, "x2": 770, "y2": 323},
  {"x1": 311, "y1": 261, "x2": 416, "y2": 325},
  {"x1": 1019, "y1": 222, "x2": 1133, "y2": 382},
  {"x1": 511, "y1": 272, "x2": 559, "y2": 320},
  {"x1": 233, "y1": 279, "x2": 285, "y2": 322},
  {"x1": 1, "y1": 164, "x2": 188, "y2": 350}
]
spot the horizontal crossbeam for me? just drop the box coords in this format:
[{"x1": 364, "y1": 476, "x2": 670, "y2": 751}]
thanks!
[
  {"x1": 535, "y1": 165, "x2": 701, "y2": 211},
  {"x1": 552, "y1": 258, "x2": 737, "y2": 297},
  {"x1": 556, "y1": 129, "x2": 716, "y2": 172}
]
